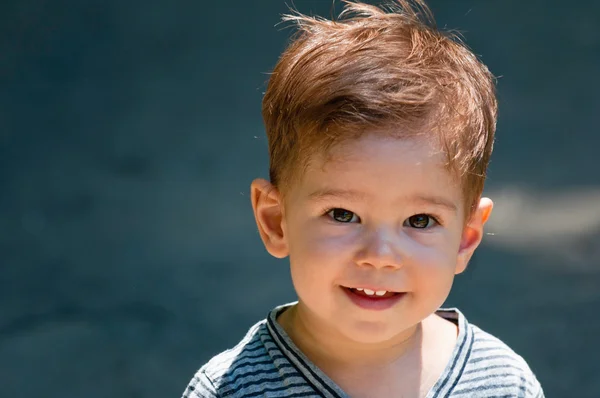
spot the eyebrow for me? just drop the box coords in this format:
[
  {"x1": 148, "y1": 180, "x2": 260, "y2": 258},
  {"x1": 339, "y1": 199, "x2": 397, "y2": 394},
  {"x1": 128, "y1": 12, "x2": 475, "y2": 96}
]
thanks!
[
  {"x1": 307, "y1": 189, "x2": 368, "y2": 203},
  {"x1": 410, "y1": 194, "x2": 458, "y2": 212},
  {"x1": 307, "y1": 189, "x2": 458, "y2": 212}
]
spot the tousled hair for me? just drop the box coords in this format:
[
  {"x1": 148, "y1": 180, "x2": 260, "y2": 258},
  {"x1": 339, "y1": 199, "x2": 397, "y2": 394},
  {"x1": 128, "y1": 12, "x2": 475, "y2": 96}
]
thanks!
[{"x1": 262, "y1": 0, "x2": 497, "y2": 215}]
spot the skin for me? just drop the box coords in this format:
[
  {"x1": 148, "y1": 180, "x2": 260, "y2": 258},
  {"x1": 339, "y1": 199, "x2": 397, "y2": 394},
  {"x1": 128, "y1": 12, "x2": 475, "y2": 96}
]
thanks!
[{"x1": 251, "y1": 134, "x2": 493, "y2": 397}]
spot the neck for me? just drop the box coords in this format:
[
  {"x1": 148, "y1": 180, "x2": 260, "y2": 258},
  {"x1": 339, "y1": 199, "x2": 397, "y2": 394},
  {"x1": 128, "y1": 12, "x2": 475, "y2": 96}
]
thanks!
[{"x1": 277, "y1": 301, "x2": 422, "y2": 373}]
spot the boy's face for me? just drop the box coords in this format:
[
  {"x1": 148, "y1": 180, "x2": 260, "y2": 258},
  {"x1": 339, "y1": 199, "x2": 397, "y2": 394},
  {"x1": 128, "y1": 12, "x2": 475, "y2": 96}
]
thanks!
[{"x1": 251, "y1": 134, "x2": 492, "y2": 344}]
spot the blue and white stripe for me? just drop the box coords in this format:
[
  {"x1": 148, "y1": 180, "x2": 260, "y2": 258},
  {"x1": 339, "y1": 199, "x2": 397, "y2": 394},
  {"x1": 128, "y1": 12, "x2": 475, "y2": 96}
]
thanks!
[{"x1": 182, "y1": 304, "x2": 544, "y2": 397}]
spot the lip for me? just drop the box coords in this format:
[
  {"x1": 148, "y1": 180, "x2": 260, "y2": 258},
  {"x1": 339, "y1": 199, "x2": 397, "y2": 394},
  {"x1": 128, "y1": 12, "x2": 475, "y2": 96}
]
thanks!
[
  {"x1": 342, "y1": 287, "x2": 406, "y2": 311},
  {"x1": 344, "y1": 285, "x2": 398, "y2": 292}
]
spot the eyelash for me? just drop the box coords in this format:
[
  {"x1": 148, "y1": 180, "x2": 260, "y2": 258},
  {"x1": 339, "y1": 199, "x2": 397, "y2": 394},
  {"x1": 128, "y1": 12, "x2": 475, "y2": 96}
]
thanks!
[
  {"x1": 321, "y1": 207, "x2": 444, "y2": 227},
  {"x1": 323, "y1": 207, "x2": 359, "y2": 223}
]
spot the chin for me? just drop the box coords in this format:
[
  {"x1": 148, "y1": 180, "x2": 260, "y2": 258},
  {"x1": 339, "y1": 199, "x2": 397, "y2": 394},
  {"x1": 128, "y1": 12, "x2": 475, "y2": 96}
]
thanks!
[{"x1": 342, "y1": 320, "x2": 408, "y2": 345}]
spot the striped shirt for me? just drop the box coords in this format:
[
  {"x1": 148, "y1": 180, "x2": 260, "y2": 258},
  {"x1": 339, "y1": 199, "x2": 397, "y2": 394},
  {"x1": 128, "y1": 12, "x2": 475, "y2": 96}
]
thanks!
[{"x1": 182, "y1": 304, "x2": 544, "y2": 397}]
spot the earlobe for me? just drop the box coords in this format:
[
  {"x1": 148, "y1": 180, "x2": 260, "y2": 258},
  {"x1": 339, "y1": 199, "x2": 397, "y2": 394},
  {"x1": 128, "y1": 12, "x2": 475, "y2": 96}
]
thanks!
[
  {"x1": 250, "y1": 178, "x2": 289, "y2": 259},
  {"x1": 455, "y1": 197, "x2": 493, "y2": 274}
]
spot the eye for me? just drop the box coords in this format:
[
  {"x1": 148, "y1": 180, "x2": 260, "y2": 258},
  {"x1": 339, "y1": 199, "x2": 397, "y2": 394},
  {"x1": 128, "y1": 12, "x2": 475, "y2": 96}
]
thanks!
[
  {"x1": 405, "y1": 214, "x2": 437, "y2": 229},
  {"x1": 327, "y1": 208, "x2": 360, "y2": 223}
]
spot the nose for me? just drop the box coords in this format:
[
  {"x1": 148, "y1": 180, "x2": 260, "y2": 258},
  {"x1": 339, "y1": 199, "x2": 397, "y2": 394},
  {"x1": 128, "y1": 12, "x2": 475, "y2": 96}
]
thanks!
[{"x1": 355, "y1": 227, "x2": 405, "y2": 270}]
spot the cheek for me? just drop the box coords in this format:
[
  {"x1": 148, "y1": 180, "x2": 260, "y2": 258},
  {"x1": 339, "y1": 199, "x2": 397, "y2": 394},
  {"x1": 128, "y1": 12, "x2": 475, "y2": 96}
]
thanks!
[
  {"x1": 404, "y1": 245, "x2": 457, "y2": 311},
  {"x1": 290, "y1": 235, "x2": 352, "y2": 276},
  {"x1": 288, "y1": 240, "x2": 341, "y2": 303},
  {"x1": 407, "y1": 238, "x2": 459, "y2": 278},
  {"x1": 287, "y1": 224, "x2": 356, "y2": 286},
  {"x1": 289, "y1": 218, "x2": 356, "y2": 258}
]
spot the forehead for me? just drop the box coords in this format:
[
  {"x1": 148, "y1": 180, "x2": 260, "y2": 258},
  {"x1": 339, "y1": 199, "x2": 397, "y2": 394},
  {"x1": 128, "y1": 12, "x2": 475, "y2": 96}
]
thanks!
[
  {"x1": 325, "y1": 133, "x2": 443, "y2": 166},
  {"x1": 295, "y1": 134, "x2": 463, "y2": 205}
]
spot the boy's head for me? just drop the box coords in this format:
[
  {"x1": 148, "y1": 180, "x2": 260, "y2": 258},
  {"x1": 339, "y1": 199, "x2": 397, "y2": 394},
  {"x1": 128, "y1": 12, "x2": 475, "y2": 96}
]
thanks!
[{"x1": 252, "y1": 0, "x2": 496, "y2": 344}]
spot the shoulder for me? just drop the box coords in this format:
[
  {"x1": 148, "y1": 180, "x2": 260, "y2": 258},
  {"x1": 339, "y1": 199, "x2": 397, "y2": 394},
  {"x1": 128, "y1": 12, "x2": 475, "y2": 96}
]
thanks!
[
  {"x1": 456, "y1": 323, "x2": 544, "y2": 397},
  {"x1": 182, "y1": 319, "x2": 274, "y2": 398}
]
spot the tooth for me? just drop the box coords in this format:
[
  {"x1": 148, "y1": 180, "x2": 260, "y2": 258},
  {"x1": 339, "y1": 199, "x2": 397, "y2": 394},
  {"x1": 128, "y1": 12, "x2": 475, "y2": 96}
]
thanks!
[
  {"x1": 356, "y1": 288, "x2": 364, "y2": 291},
  {"x1": 364, "y1": 289, "x2": 375, "y2": 295},
  {"x1": 375, "y1": 290, "x2": 386, "y2": 296}
]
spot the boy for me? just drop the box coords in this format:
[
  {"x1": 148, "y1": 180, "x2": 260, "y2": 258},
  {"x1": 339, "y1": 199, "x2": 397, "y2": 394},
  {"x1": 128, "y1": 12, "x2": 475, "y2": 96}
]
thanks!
[{"x1": 183, "y1": 1, "x2": 544, "y2": 397}]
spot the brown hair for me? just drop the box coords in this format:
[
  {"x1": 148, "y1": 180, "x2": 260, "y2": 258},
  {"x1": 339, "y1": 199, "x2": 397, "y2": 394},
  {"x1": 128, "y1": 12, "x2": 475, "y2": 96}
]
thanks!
[{"x1": 262, "y1": 0, "x2": 497, "y2": 215}]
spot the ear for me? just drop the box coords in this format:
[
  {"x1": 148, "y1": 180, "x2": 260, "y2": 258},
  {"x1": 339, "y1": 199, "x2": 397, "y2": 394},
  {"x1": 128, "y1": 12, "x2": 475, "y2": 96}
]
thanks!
[
  {"x1": 455, "y1": 197, "x2": 493, "y2": 274},
  {"x1": 250, "y1": 178, "x2": 289, "y2": 259}
]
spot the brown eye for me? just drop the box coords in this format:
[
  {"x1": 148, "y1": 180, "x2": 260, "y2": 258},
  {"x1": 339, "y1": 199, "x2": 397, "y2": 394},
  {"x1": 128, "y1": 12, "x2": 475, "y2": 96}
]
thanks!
[
  {"x1": 328, "y1": 208, "x2": 358, "y2": 223},
  {"x1": 406, "y1": 214, "x2": 433, "y2": 229}
]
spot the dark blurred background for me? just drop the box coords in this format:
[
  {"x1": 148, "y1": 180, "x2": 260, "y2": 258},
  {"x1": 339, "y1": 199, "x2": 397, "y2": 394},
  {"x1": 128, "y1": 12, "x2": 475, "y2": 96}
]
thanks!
[{"x1": 1, "y1": 0, "x2": 599, "y2": 397}]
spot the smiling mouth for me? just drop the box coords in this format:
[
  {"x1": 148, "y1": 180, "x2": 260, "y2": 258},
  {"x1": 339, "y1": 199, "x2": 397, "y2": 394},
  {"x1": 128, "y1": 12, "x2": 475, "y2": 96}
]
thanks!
[{"x1": 344, "y1": 287, "x2": 400, "y2": 299}]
